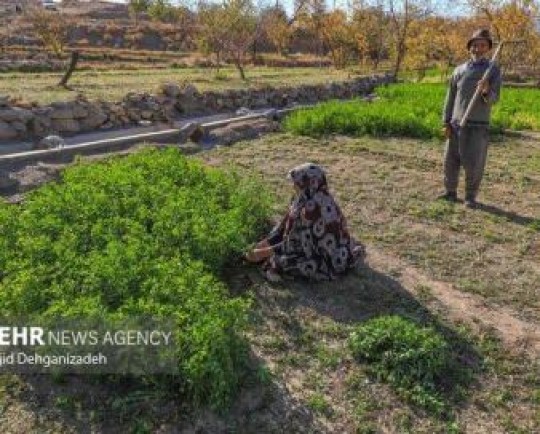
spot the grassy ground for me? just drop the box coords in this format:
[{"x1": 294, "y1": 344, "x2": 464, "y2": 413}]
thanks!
[
  {"x1": 0, "y1": 133, "x2": 538, "y2": 432},
  {"x1": 196, "y1": 133, "x2": 540, "y2": 432},
  {"x1": 201, "y1": 134, "x2": 540, "y2": 319},
  {"x1": 0, "y1": 66, "x2": 359, "y2": 105}
]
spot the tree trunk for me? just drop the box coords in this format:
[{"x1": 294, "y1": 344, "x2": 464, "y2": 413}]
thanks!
[
  {"x1": 393, "y1": 40, "x2": 405, "y2": 78},
  {"x1": 58, "y1": 51, "x2": 80, "y2": 88},
  {"x1": 372, "y1": 56, "x2": 379, "y2": 71},
  {"x1": 390, "y1": 0, "x2": 409, "y2": 80},
  {"x1": 251, "y1": 41, "x2": 257, "y2": 63},
  {"x1": 216, "y1": 51, "x2": 221, "y2": 73},
  {"x1": 235, "y1": 57, "x2": 246, "y2": 81}
]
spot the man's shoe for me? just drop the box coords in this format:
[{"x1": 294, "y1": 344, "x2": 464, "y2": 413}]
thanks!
[
  {"x1": 437, "y1": 191, "x2": 457, "y2": 202},
  {"x1": 464, "y1": 197, "x2": 477, "y2": 209}
]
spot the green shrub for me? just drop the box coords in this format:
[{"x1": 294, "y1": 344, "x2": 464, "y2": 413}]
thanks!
[
  {"x1": 349, "y1": 315, "x2": 452, "y2": 413},
  {"x1": 0, "y1": 147, "x2": 272, "y2": 409},
  {"x1": 284, "y1": 83, "x2": 540, "y2": 139}
]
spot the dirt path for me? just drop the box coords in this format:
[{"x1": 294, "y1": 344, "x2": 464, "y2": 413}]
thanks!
[{"x1": 367, "y1": 247, "x2": 540, "y2": 357}]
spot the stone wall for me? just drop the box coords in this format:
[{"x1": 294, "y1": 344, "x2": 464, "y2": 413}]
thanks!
[{"x1": 0, "y1": 73, "x2": 394, "y2": 142}]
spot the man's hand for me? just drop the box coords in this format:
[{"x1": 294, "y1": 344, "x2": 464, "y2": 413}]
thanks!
[
  {"x1": 477, "y1": 78, "x2": 490, "y2": 95},
  {"x1": 442, "y1": 124, "x2": 452, "y2": 139}
]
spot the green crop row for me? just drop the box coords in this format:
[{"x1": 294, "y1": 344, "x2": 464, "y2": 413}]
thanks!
[
  {"x1": 284, "y1": 83, "x2": 540, "y2": 139},
  {"x1": 0, "y1": 148, "x2": 272, "y2": 409},
  {"x1": 349, "y1": 315, "x2": 461, "y2": 415}
]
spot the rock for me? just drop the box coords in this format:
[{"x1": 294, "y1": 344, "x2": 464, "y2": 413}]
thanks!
[
  {"x1": 162, "y1": 103, "x2": 179, "y2": 120},
  {"x1": 178, "y1": 122, "x2": 204, "y2": 143},
  {"x1": 33, "y1": 106, "x2": 53, "y2": 116},
  {"x1": 72, "y1": 104, "x2": 88, "y2": 118},
  {"x1": 109, "y1": 105, "x2": 124, "y2": 115},
  {"x1": 127, "y1": 111, "x2": 141, "y2": 122},
  {"x1": 364, "y1": 94, "x2": 378, "y2": 103},
  {"x1": 161, "y1": 82, "x2": 181, "y2": 98},
  {"x1": 0, "y1": 120, "x2": 18, "y2": 140},
  {"x1": 10, "y1": 121, "x2": 27, "y2": 133},
  {"x1": 206, "y1": 119, "x2": 279, "y2": 147},
  {"x1": 264, "y1": 108, "x2": 278, "y2": 120},
  {"x1": 51, "y1": 118, "x2": 80, "y2": 133},
  {"x1": 79, "y1": 111, "x2": 107, "y2": 130},
  {"x1": 0, "y1": 95, "x2": 9, "y2": 107},
  {"x1": 35, "y1": 135, "x2": 65, "y2": 150},
  {"x1": 50, "y1": 108, "x2": 75, "y2": 120},
  {"x1": 235, "y1": 107, "x2": 252, "y2": 116},
  {"x1": 147, "y1": 102, "x2": 160, "y2": 112},
  {"x1": 30, "y1": 115, "x2": 52, "y2": 136},
  {"x1": 252, "y1": 98, "x2": 267, "y2": 108},
  {"x1": 76, "y1": 93, "x2": 89, "y2": 102},
  {"x1": 0, "y1": 107, "x2": 33, "y2": 122},
  {"x1": 180, "y1": 83, "x2": 198, "y2": 99},
  {"x1": 99, "y1": 121, "x2": 115, "y2": 130},
  {"x1": 125, "y1": 92, "x2": 141, "y2": 104},
  {"x1": 50, "y1": 101, "x2": 70, "y2": 109}
]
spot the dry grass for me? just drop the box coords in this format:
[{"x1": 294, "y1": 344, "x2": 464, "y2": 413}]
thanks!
[
  {"x1": 200, "y1": 134, "x2": 540, "y2": 319},
  {"x1": 195, "y1": 132, "x2": 540, "y2": 433},
  {"x1": 0, "y1": 66, "x2": 358, "y2": 105}
]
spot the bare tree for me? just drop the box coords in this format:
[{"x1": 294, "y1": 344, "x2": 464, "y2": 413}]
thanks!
[
  {"x1": 197, "y1": 0, "x2": 259, "y2": 80},
  {"x1": 384, "y1": 0, "x2": 433, "y2": 78}
]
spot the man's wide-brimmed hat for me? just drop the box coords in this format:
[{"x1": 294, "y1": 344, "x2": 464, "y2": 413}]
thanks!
[{"x1": 467, "y1": 29, "x2": 493, "y2": 50}]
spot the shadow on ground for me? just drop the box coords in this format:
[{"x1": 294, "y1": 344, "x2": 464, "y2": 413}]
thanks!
[
  {"x1": 2, "y1": 261, "x2": 481, "y2": 433},
  {"x1": 3, "y1": 354, "x2": 321, "y2": 433},
  {"x1": 476, "y1": 202, "x2": 539, "y2": 227},
  {"x1": 228, "y1": 259, "x2": 483, "y2": 418}
]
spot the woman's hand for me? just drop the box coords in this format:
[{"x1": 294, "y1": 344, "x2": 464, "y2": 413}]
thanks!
[{"x1": 244, "y1": 240, "x2": 273, "y2": 263}]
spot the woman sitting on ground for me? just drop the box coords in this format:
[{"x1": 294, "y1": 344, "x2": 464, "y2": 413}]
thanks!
[{"x1": 245, "y1": 162, "x2": 365, "y2": 282}]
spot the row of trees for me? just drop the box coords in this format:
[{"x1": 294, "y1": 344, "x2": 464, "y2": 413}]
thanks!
[
  {"x1": 17, "y1": 0, "x2": 540, "y2": 82},
  {"x1": 126, "y1": 0, "x2": 540, "y2": 77}
]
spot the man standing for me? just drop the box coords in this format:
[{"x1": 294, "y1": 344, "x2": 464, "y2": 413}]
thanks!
[{"x1": 440, "y1": 29, "x2": 502, "y2": 208}]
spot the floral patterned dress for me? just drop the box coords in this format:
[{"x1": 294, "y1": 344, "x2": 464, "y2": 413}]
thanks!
[{"x1": 263, "y1": 163, "x2": 365, "y2": 281}]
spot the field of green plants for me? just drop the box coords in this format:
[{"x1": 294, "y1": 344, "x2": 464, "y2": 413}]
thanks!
[
  {"x1": 0, "y1": 148, "x2": 271, "y2": 409},
  {"x1": 284, "y1": 83, "x2": 540, "y2": 138}
]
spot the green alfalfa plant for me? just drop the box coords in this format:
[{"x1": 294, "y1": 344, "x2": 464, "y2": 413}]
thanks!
[
  {"x1": 284, "y1": 83, "x2": 540, "y2": 139},
  {"x1": 0, "y1": 147, "x2": 272, "y2": 410},
  {"x1": 349, "y1": 315, "x2": 454, "y2": 415}
]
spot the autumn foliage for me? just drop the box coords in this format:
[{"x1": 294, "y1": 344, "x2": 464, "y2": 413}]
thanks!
[{"x1": 10, "y1": 0, "x2": 540, "y2": 78}]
